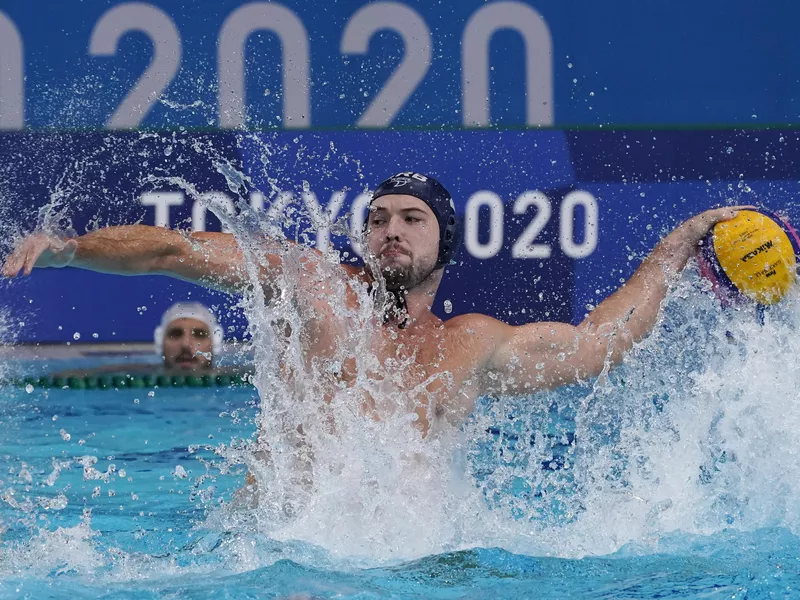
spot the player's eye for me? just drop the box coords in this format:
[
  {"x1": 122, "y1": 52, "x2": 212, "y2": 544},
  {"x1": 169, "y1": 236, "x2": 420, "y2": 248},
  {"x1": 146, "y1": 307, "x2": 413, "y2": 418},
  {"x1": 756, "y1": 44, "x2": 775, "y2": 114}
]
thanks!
[{"x1": 167, "y1": 328, "x2": 183, "y2": 339}]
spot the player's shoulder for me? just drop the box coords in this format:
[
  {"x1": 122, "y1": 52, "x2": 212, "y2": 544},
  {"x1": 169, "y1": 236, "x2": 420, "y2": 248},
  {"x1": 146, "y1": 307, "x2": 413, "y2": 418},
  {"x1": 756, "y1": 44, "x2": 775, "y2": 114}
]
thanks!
[
  {"x1": 342, "y1": 263, "x2": 366, "y2": 279},
  {"x1": 443, "y1": 312, "x2": 510, "y2": 336}
]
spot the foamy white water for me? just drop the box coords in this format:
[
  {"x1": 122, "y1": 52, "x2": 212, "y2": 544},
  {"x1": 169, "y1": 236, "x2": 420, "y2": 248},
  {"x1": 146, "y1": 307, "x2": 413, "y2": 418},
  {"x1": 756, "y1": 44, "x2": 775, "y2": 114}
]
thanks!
[{"x1": 204, "y1": 147, "x2": 800, "y2": 562}]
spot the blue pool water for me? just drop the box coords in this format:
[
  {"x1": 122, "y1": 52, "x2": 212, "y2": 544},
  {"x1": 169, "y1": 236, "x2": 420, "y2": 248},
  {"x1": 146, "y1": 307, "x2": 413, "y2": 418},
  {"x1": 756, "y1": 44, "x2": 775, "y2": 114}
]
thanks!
[{"x1": 2, "y1": 323, "x2": 800, "y2": 600}]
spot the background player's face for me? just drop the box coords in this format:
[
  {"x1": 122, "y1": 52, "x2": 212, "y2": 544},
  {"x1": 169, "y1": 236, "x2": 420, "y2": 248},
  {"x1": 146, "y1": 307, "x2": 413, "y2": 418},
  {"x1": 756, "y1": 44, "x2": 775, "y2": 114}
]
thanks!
[
  {"x1": 366, "y1": 195, "x2": 440, "y2": 290},
  {"x1": 162, "y1": 317, "x2": 213, "y2": 371}
]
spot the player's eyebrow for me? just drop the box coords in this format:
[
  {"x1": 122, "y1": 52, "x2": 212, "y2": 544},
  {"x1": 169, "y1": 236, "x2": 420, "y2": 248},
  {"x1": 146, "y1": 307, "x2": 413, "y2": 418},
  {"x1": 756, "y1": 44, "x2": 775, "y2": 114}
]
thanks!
[{"x1": 371, "y1": 206, "x2": 428, "y2": 215}]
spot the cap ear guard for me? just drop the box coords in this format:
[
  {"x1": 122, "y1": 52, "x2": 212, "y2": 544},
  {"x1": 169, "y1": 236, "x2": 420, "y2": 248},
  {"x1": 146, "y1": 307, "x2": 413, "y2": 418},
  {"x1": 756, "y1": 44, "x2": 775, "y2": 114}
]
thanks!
[
  {"x1": 154, "y1": 325, "x2": 163, "y2": 354},
  {"x1": 438, "y1": 212, "x2": 462, "y2": 268},
  {"x1": 210, "y1": 326, "x2": 224, "y2": 356}
]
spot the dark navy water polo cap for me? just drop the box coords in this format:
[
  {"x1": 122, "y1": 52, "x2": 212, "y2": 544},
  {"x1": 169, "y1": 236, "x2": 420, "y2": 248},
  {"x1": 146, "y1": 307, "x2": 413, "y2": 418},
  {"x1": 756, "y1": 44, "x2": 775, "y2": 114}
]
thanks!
[{"x1": 371, "y1": 172, "x2": 463, "y2": 268}]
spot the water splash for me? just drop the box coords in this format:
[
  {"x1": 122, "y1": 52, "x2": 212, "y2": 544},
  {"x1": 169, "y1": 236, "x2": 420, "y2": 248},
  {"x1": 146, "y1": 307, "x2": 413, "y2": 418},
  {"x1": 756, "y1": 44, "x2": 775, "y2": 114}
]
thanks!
[
  {"x1": 144, "y1": 141, "x2": 800, "y2": 564},
  {"x1": 4, "y1": 131, "x2": 800, "y2": 571}
]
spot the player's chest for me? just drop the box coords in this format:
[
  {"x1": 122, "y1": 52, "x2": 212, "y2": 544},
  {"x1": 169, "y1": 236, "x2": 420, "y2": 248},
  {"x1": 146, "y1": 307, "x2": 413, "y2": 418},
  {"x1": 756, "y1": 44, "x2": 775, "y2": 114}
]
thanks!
[{"x1": 335, "y1": 328, "x2": 472, "y2": 395}]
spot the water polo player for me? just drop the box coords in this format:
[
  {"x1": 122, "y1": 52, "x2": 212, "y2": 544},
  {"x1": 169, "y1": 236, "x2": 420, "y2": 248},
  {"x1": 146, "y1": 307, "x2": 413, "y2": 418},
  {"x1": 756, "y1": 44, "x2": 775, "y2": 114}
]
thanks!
[
  {"x1": 3, "y1": 173, "x2": 746, "y2": 437},
  {"x1": 155, "y1": 301, "x2": 222, "y2": 372},
  {"x1": 46, "y1": 301, "x2": 239, "y2": 382}
]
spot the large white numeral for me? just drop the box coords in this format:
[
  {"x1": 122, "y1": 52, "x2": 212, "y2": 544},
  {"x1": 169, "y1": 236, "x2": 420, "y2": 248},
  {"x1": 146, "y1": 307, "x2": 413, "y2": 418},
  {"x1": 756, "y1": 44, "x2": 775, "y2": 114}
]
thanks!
[
  {"x1": 462, "y1": 1, "x2": 553, "y2": 127},
  {"x1": 0, "y1": 11, "x2": 23, "y2": 130},
  {"x1": 341, "y1": 2, "x2": 432, "y2": 127},
  {"x1": 218, "y1": 2, "x2": 310, "y2": 129},
  {"x1": 560, "y1": 190, "x2": 598, "y2": 259},
  {"x1": 89, "y1": 3, "x2": 182, "y2": 129},
  {"x1": 465, "y1": 191, "x2": 504, "y2": 259},
  {"x1": 511, "y1": 191, "x2": 551, "y2": 259}
]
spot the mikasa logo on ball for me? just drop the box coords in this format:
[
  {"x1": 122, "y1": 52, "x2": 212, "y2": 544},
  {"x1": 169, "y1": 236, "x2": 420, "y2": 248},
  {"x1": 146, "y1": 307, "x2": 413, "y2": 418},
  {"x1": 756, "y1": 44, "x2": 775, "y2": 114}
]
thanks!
[{"x1": 740, "y1": 240, "x2": 774, "y2": 262}]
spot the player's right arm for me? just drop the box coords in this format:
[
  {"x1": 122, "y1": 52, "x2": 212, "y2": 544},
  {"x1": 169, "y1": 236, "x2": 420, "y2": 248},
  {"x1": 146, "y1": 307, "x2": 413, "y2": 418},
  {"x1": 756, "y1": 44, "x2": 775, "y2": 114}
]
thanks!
[{"x1": 2, "y1": 225, "x2": 283, "y2": 295}]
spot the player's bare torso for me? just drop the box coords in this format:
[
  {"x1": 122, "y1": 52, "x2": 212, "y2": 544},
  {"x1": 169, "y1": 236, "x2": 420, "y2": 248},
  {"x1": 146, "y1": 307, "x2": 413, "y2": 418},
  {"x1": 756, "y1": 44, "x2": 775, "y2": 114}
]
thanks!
[{"x1": 278, "y1": 261, "x2": 500, "y2": 437}]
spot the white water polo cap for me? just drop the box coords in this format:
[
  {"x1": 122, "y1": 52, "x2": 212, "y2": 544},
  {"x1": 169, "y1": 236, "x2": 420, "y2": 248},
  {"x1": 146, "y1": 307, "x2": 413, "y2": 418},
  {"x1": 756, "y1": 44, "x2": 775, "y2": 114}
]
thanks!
[{"x1": 153, "y1": 302, "x2": 224, "y2": 356}]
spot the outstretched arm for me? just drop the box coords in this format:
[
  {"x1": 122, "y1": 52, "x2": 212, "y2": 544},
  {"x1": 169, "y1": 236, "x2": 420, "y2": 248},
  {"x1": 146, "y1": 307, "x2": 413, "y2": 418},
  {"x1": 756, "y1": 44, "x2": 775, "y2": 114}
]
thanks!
[
  {"x1": 2, "y1": 225, "x2": 281, "y2": 295},
  {"x1": 483, "y1": 207, "x2": 743, "y2": 393}
]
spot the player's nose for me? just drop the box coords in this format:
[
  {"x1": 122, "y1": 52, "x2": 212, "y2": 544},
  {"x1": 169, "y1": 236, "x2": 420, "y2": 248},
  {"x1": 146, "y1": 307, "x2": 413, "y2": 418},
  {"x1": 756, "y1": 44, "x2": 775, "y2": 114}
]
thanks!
[{"x1": 384, "y1": 215, "x2": 402, "y2": 240}]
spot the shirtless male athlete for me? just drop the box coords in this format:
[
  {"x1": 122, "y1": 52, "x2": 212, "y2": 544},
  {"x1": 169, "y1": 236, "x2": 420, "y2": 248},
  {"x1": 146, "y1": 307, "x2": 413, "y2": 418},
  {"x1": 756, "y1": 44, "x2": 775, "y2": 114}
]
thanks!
[{"x1": 3, "y1": 172, "x2": 739, "y2": 437}]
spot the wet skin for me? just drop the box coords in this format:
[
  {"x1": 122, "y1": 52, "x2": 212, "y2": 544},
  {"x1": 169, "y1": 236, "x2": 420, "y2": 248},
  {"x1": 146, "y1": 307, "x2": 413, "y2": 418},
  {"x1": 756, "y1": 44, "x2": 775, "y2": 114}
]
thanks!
[{"x1": 1, "y1": 195, "x2": 747, "y2": 437}]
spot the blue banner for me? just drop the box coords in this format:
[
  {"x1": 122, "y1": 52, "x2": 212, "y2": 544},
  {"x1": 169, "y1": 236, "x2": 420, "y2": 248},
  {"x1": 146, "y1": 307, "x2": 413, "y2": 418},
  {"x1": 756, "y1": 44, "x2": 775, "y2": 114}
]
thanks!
[
  {"x1": 1, "y1": 129, "x2": 798, "y2": 343},
  {"x1": 1, "y1": 1, "x2": 800, "y2": 129}
]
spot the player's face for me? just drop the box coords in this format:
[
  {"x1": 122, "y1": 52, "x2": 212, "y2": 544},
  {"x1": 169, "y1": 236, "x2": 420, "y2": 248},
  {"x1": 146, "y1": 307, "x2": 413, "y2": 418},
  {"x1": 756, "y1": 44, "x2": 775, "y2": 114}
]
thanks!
[
  {"x1": 162, "y1": 318, "x2": 213, "y2": 371},
  {"x1": 366, "y1": 195, "x2": 439, "y2": 290}
]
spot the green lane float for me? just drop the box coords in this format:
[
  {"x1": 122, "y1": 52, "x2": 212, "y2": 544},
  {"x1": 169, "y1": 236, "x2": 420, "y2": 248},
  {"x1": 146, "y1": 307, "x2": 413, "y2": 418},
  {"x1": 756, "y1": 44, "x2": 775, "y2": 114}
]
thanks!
[{"x1": 8, "y1": 372, "x2": 253, "y2": 390}]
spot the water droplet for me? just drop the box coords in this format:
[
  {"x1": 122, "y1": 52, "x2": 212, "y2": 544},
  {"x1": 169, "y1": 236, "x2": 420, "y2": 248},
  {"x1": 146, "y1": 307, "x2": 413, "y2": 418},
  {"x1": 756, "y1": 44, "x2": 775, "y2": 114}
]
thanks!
[
  {"x1": 726, "y1": 147, "x2": 734, "y2": 154},
  {"x1": 25, "y1": 384, "x2": 33, "y2": 394},
  {"x1": 443, "y1": 299, "x2": 453, "y2": 314},
  {"x1": 164, "y1": 145, "x2": 173, "y2": 156},
  {"x1": 73, "y1": 332, "x2": 80, "y2": 340}
]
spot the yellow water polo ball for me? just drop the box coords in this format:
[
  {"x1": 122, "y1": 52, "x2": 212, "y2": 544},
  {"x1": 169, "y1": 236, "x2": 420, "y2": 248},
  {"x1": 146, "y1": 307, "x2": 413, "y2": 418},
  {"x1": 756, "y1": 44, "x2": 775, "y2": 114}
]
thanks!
[{"x1": 697, "y1": 209, "x2": 800, "y2": 305}]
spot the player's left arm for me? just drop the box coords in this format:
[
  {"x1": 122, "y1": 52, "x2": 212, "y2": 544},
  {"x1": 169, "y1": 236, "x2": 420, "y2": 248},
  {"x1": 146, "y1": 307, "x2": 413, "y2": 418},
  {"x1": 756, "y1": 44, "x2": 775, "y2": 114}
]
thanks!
[{"x1": 483, "y1": 207, "x2": 744, "y2": 393}]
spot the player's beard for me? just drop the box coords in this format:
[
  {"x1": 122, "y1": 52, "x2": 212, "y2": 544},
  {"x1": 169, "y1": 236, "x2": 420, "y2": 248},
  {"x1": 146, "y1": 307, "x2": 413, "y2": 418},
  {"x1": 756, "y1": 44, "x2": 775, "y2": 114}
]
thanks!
[{"x1": 381, "y1": 256, "x2": 437, "y2": 291}]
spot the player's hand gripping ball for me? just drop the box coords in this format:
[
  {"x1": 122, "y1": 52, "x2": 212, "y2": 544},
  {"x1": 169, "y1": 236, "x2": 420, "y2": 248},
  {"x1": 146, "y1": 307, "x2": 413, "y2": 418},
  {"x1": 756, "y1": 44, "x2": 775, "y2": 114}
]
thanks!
[{"x1": 697, "y1": 209, "x2": 800, "y2": 305}]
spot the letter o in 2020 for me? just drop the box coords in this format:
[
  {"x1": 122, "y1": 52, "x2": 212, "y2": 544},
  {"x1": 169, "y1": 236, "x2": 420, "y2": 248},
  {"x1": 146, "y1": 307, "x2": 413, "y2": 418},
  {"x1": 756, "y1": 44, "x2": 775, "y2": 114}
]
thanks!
[
  {"x1": 218, "y1": 2, "x2": 311, "y2": 129},
  {"x1": 461, "y1": 1, "x2": 553, "y2": 127}
]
